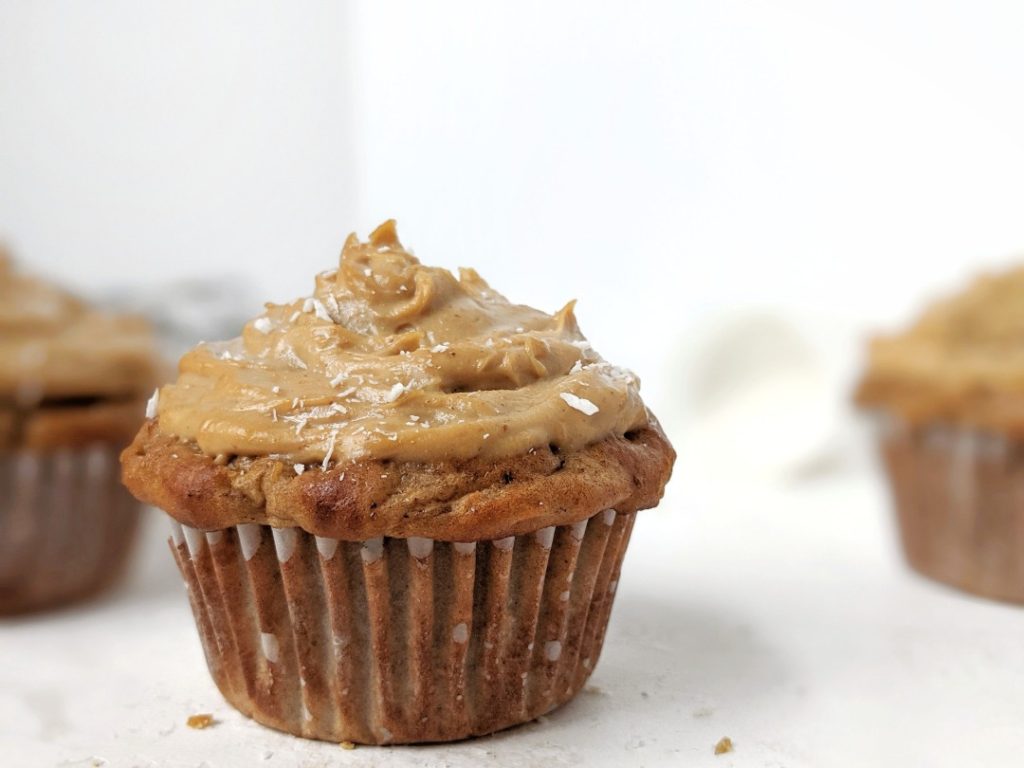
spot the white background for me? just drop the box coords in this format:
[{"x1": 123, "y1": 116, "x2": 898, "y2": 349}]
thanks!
[
  {"x1": 4, "y1": 2, "x2": 1024, "y2": 766},
  {"x1": 6, "y1": 1, "x2": 1024, "y2": 396}
]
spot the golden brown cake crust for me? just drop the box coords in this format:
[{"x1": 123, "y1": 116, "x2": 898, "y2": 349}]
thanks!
[{"x1": 121, "y1": 417, "x2": 674, "y2": 540}]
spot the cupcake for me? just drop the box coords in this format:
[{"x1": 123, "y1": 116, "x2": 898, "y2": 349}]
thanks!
[
  {"x1": 121, "y1": 220, "x2": 675, "y2": 744},
  {"x1": 0, "y1": 252, "x2": 161, "y2": 613},
  {"x1": 856, "y1": 266, "x2": 1024, "y2": 603}
]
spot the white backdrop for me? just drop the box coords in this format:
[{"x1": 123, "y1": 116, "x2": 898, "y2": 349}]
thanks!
[{"x1": 4, "y1": 0, "x2": 1024, "y2": 437}]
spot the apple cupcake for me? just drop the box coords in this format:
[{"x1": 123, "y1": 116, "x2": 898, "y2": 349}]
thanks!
[
  {"x1": 121, "y1": 220, "x2": 675, "y2": 744},
  {"x1": 0, "y1": 253, "x2": 161, "y2": 613},
  {"x1": 857, "y1": 266, "x2": 1024, "y2": 603}
]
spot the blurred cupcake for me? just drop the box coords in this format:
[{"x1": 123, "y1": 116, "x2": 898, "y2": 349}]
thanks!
[
  {"x1": 856, "y1": 266, "x2": 1024, "y2": 602},
  {"x1": 0, "y1": 252, "x2": 161, "y2": 613},
  {"x1": 121, "y1": 221, "x2": 675, "y2": 744}
]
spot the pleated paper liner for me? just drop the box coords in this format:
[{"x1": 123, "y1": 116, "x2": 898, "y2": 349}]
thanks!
[
  {"x1": 169, "y1": 507, "x2": 635, "y2": 744},
  {"x1": 878, "y1": 415, "x2": 1024, "y2": 603},
  {"x1": 0, "y1": 445, "x2": 141, "y2": 614}
]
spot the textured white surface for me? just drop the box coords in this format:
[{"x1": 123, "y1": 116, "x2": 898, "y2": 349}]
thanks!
[{"x1": 4, "y1": 463, "x2": 1024, "y2": 768}]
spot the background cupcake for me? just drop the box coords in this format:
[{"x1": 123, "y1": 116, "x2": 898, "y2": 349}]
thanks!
[
  {"x1": 121, "y1": 221, "x2": 675, "y2": 744},
  {"x1": 0, "y1": 252, "x2": 161, "y2": 614},
  {"x1": 856, "y1": 266, "x2": 1024, "y2": 603}
]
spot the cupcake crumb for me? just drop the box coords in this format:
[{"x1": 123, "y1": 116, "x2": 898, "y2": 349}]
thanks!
[
  {"x1": 340, "y1": 741, "x2": 357, "y2": 750},
  {"x1": 186, "y1": 713, "x2": 216, "y2": 729},
  {"x1": 714, "y1": 736, "x2": 733, "y2": 755}
]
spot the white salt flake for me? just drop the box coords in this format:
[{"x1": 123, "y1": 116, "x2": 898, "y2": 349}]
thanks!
[
  {"x1": 570, "y1": 359, "x2": 583, "y2": 374},
  {"x1": 329, "y1": 372, "x2": 347, "y2": 387},
  {"x1": 322, "y1": 431, "x2": 338, "y2": 470},
  {"x1": 271, "y1": 385, "x2": 281, "y2": 394},
  {"x1": 560, "y1": 392, "x2": 599, "y2": 415},
  {"x1": 253, "y1": 317, "x2": 273, "y2": 334},
  {"x1": 383, "y1": 382, "x2": 409, "y2": 402},
  {"x1": 145, "y1": 388, "x2": 160, "y2": 419},
  {"x1": 294, "y1": 463, "x2": 305, "y2": 475},
  {"x1": 430, "y1": 343, "x2": 449, "y2": 353},
  {"x1": 302, "y1": 297, "x2": 332, "y2": 323}
]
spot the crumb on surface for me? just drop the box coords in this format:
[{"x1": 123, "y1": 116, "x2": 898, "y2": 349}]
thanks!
[
  {"x1": 714, "y1": 736, "x2": 733, "y2": 755},
  {"x1": 340, "y1": 740, "x2": 357, "y2": 750},
  {"x1": 186, "y1": 713, "x2": 216, "y2": 730}
]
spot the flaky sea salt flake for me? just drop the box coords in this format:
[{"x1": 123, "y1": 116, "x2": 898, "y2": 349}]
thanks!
[
  {"x1": 560, "y1": 392, "x2": 599, "y2": 416},
  {"x1": 303, "y1": 297, "x2": 332, "y2": 323},
  {"x1": 322, "y1": 430, "x2": 338, "y2": 470},
  {"x1": 145, "y1": 388, "x2": 160, "y2": 419},
  {"x1": 383, "y1": 382, "x2": 410, "y2": 403}
]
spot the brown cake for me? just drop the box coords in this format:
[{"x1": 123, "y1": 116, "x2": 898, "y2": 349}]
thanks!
[
  {"x1": 0, "y1": 252, "x2": 161, "y2": 613},
  {"x1": 856, "y1": 266, "x2": 1024, "y2": 603},
  {"x1": 121, "y1": 220, "x2": 675, "y2": 744}
]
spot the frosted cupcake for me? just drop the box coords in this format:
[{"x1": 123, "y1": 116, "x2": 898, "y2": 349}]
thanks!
[
  {"x1": 857, "y1": 266, "x2": 1024, "y2": 602},
  {"x1": 121, "y1": 221, "x2": 675, "y2": 744},
  {"x1": 0, "y1": 254, "x2": 161, "y2": 613}
]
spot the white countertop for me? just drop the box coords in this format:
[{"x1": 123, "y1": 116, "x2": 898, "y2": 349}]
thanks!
[{"x1": 6, "y1": 451, "x2": 1024, "y2": 768}]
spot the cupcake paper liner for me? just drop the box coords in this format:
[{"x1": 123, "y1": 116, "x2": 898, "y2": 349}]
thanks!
[
  {"x1": 168, "y1": 507, "x2": 636, "y2": 744},
  {"x1": 877, "y1": 416, "x2": 1024, "y2": 603},
  {"x1": 0, "y1": 445, "x2": 141, "y2": 614}
]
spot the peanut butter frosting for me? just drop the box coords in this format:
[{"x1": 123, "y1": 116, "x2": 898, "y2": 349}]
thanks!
[
  {"x1": 856, "y1": 265, "x2": 1024, "y2": 433},
  {"x1": 0, "y1": 252, "x2": 160, "y2": 405},
  {"x1": 154, "y1": 221, "x2": 649, "y2": 465}
]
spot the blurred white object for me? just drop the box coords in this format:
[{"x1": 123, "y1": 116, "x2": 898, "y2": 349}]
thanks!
[
  {"x1": 99, "y1": 277, "x2": 262, "y2": 359},
  {"x1": 670, "y1": 311, "x2": 863, "y2": 484}
]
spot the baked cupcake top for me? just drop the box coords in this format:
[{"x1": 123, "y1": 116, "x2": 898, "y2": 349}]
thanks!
[
  {"x1": 856, "y1": 266, "x2": 1024, "y2": 433},
  {"x1": 0, "y1": 253, "x2": 162, "y2": 451},
  {"x1": 124, "y1": 222, "x2": 674, "y2": 539}
]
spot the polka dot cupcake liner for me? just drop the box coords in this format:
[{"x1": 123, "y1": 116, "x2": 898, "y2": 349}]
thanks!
[
  {"x1": 878, "y1": 416, "x2": 1024, "y2": 603},
  {"x1": 167, "y1": 507, "x2": 635, "y2": 744},
  {"x1": 0, "y1": 445, "x2": 141, "y2": 614}
]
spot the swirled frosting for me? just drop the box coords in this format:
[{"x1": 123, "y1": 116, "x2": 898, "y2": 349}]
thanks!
[
  {"x1": 156, "y1": 221, "x2": 649, "y2": 464},
  {"x1": 0, "y1": 253, "x2": 160, "y2": 405}
]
